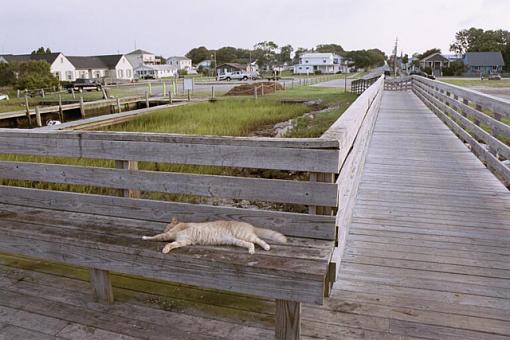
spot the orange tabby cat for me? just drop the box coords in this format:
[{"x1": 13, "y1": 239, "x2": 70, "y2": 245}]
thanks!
[{"x1": 142, "y1": 218, "x2": 287, "y2": 254}]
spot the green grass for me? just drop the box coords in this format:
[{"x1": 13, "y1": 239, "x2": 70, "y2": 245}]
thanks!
[{"x1": 440, "y1": 78, "x2": 510, "y2": 88}]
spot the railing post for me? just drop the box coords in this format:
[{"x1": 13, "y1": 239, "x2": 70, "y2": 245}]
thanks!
[
  {"x1": 79, "y1": 96, "x2": 86, "y2": 118},
  {"x1": 115, "y1": 160, "x2": 141, "y2": 198},
  {"x1": 35, "y1": 106, "x2": 42, "y2": 127}
]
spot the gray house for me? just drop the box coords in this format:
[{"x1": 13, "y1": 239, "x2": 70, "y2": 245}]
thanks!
[{"x1": 463, "y1": 52, "x2": 505, "y2": 76}]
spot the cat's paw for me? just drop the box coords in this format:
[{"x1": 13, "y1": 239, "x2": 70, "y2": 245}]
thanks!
[
  {"x1": 262, "y1": 244, "x2": 270, "y2": 251},
  {"x1": 162, "y1": 245, "x2": 172, "y2": 253},
  {"x1": 142, "y1": 236, "x2": 150, "y2": 240},
  {"x1": 248, "y1": 246, "x2": 255, "y2": 254}
]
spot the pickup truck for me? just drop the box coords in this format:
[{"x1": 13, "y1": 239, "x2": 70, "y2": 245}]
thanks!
[
  {"x1": 66, "y1": 78, "x2": 102, "y2": 92},
  {"x1": 217, "y1": 71, "x2": 256, "y2": 81}
]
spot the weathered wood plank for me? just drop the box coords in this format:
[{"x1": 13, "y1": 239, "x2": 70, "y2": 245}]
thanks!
[
  {"x1": 0, "y1": 161, "x2": 338, "y2": 206},
  {"x1": 275, "y1": 300, "x2": 301, "y2": 340},
  {"x1": 0, "y1": 185, "x2": 336, "y2": 240},
  {"x1": 90, "y1": 268, "x2": 114, "y2": 304}
]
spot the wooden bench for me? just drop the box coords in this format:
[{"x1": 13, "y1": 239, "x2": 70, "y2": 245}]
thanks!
[
  {"x1": 0, "y1": 76, "x2": 385, "y2": 339},
  {"x1": 0, "y1": 130, "x2": 342, "y2": 339}
]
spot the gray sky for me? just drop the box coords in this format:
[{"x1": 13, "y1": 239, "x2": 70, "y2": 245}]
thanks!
[{"x1": 1, "y1": 0, "x2": 508, "y2": 58}]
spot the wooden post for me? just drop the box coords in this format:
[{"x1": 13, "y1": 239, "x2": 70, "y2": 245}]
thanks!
[
  {"x1": 58, "y1": 94, "x2": 64, "y2": 122},
  {"x1": 16, "y1": 89, "x2": 20, "y2": 98},
  {"x1": 148, "y1": 82, "x2": 152, "y2": 96},
  {"x1": 187, "y1": 89, "x2": 191, "y2": 102},
  {"x1": 211, "y1": 85, "x2": 215, "y2": 99},
  {"x1": 35, "y1": 106, "x2": 42, "y2": 127},
  {"x1": 274, "y1": 82, "x2": 277, "y2": 93},
  {"x1": 116, "y1": 97, "x2": 122, "y2": 113},
  {"x1": 261, "y1": 84, "x2": 264, "y2": 96},
  {"x1": 115, "y1": 160, "x2": 141, "y2": 198},
  {"x1": 145, "y1": 91, "x2": 150, "y2": 108},
  {"x1": 101, "y1": 87, "x2": 108, "y2": 100},
  {"x1": 71, "y1": 88, "x2": 76, "y2": 99},
  {"x1": 90, "y1": 268, "x2": 114, "y2": 304},
  {"x1": 168, "y1": 90, "x2": 173, "y2": 104},
  {"x1": 41, "y1": 88, "x2": 45, "y2": 98},
  {"x1": 24, "y1": 95, "x2": 32, "y2": 127},
  {"x1": 254, "y1": 86, "x2": 258, "y2": 100},
  {"x1": 79, "y1": 96, "x2": 85, "y2": 118},
  {"x1": 275, "y1": 300, "x2": 301, "y2": 340}
]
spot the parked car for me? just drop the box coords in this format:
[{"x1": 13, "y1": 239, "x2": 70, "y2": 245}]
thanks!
[
  {"x1": 481, "y1": 73, "x2": 502, "y2": 80},
  {"x1": 410, "y1": 70, "x2": 436, "y2": 80},
  {"x1": 66, "y1": 78, "x2": 102, "y2": 93},
  {"x1": 217, "y1": 71, "x2": 254, "y2": 81}
]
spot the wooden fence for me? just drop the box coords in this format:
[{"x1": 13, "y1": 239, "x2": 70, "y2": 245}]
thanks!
[
  {"x1": 384, "y1": 76, "x2": 413, "y2": 91},
  {"x1": 412, "y1": 76, "x2": 510, "y2": 186},
  {"x1": 351, "y1": 76, "x2": 380, "y2": 95}
]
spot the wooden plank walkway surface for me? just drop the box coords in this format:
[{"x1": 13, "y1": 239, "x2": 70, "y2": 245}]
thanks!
[
  {"x1": 331, "y1": 90, "x2": 510, "y2": 339},
  {"x1": 1, "y1": 90, "x2": 509, "y2": 339}
]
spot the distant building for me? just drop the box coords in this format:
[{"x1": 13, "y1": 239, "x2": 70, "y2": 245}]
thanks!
[
  {"x1": 419, "y1": 53, "x2": 450, "y2": 77},
  {"x1": 196, "y1": 59, "x2": 212, "y2": 69},
  {"x1": 125, "y1": 49, "x2": 158, "y2": 68},
  {"x1": 0, "y1": 52, "x2": 75, "y2": 81},
  {"x1": 134, "y1": 64, "x2": 176, "y2": 79},
  {"x1": 463, "y1": 52, "x2": 505, "y2": 76},
  {"x1": 68, "y1": 55, "x2": 133, "y2": 81},
  {"x1": 293, "y1": 53, "x2": 346, "y2": 74},
  {"x1": 167, "y1": 56, "x2": 192, "y2": 71}
]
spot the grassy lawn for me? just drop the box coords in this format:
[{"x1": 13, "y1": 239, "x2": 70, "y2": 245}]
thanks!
[{"x1": 440, "y1": 78, "x2": 510, "y2": 88}]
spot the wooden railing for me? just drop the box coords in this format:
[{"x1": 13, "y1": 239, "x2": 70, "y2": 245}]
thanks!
[
  {"x1": 384, "y1": 76, "x2": 413, "y2": 91},
  {"x1": 412, "y1": 76, "x2": 510, "y2": 186},
  {"x1": 351, "y1": 76, "x2": 380, "y2": 95}
]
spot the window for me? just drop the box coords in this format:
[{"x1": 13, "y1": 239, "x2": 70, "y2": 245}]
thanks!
[
  {"x1": 66, "y1": 71, "x2": 73, "y2": 80},
  {"x1": 323, "y1": 59, "x2": 327, "y2": 63},
  {"x1": 118, "y1": 69, "x2": 124, "y2": 78},
  {"x1": 126, "y1": 70, "x2": 132, "y2": 77},
  {"x1": 305, "y1": 60, "x2": 309, "y2": 63}
]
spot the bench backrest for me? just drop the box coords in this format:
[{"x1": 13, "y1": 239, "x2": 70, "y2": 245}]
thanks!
[{"x1": 0, "y1": 130, "x2": 340, "y2": 240}]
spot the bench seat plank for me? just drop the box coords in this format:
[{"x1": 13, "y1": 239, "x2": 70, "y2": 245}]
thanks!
[{"x1": 0, "y1": 204, "x2": 330, "y2": 305}]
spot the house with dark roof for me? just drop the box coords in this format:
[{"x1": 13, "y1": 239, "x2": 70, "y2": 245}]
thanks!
[
  {"x1": 419, "y1": 53, "x2": 450, "y2": 77},
  {"x1": 0, "y1": 52, "x2": 76, "y2": 81},
  {"x1": 463, "y1": 52, "x2": 505, "y2": 76},
  {"x1": 68, "y1": 55, "x2": 133, "y2": 81}
]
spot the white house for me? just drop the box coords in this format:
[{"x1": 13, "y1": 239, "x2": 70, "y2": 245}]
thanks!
[
  {"x1": 0, "y1": 52, "x2": 76, "y2": 81},
  {"x1": 68, "y1": 55, "x2": 134, "y2": 81},
  {"x1": 126, "y1": 49, "x2": 158, "y2": 68},
  {"x1": 134, "y1": 64, "x2": 176, "y2": 79},
  {"x1": 167, "y1": 56, "x2": 192, "y2": 71},
  {"x1": 293, "y1": 53, "x2": 345, "y2": 74}
]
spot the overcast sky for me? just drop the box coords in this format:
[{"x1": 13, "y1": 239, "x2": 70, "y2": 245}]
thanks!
[{"x1": 1, "y1": 0, "x2": 508, "y2": 58}]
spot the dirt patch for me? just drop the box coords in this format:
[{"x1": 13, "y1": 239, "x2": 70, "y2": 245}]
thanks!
[{"x1": 225, "y1": 82, "x2": 283, "y2": 96}]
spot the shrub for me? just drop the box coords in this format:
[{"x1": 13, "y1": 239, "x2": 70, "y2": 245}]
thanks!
[
  {"x1": 177, "y1": 69, "x2": 188, "y2": 77},
  {"x1": 13, "y1": 60, "x2": 59, "y2": 90},
  {"x1": 314, "y1": 70, "x2": 322, "y2": 75}
]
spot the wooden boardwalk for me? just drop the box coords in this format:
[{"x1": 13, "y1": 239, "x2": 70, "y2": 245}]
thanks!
[
  {"x1": 0, "y1": 90, "x2": 509, "y2": 339},
  {"x1": 330, "y1": 90, "x2": 510, "y2": 339}
]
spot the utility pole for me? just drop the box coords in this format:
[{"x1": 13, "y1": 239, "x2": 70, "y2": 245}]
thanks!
[{"x1": 393, "y1": 37, "x2": 398, "y2": 77}]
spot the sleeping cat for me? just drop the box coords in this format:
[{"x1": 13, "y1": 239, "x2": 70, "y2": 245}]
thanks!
[{"x1": 142, "y1": 218, "x2": 287, "y2": 254}]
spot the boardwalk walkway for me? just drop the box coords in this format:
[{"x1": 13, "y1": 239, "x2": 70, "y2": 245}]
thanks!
[
  {"x1": 328, "y1": 90, "x2": 510, "y2": 339},
  {"x1": 0, "y1": 90, "x2": 509, "y2": 339}
]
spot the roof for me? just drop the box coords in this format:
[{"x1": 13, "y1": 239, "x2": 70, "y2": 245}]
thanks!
[
  {"x1": 216, "y1": 63, "x2": 246, "y2": 70},
  {"x1": 0, "y1": 52, "x2": 62, "y2": 64},
  {"x1": 68, "y1": 55, "x2": 125, "y2": 69},
  {"x1": 167, "y1": 56, "x2": 191, "y2": 61},
  {"x1": 464, "y1": 51, "x2": 505, "y2": 66},
  {"x1": 134, "y1": 64, "x2": 175, "y2": 71},
  {"x1": 301, "y1": 53, "x2": 335, "y2": 58},
  {"x1": 420, "y1": 53, "x2": 449, "y2": 62},
  {"x1": 127, "y1": 49, "x2": 154, "y2": 55}
]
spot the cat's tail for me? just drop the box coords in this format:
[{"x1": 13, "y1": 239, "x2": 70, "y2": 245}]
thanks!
[{"x1": 254, "y1": 228, "x2": 287, "y2": 243}]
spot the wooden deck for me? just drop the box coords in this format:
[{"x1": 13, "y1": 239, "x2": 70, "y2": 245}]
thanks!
[{"x1": 1, "y1": 90, "x2": 509, "y2": 339}]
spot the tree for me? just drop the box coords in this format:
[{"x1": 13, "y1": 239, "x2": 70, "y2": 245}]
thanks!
[
  {"x1": 215, "y1": 46, "x2": 239, "y2": 65},
  {"x1": 185, "y1": 46, "x2": 210, "y2": 65},
  {"x1": 12, "y1": 60, "x2": 59, "y2": 89},
  {"x1": 315, "y1": 44, "x2": 344, "y2": 56},
  {"x1": 31, "y1": 47, "x2": 52, "y2": 55},
  {"x1": 278, "y1": 44, "x2": 293, "y2": 65},
  {"x1": 0, "y1": 63, "x2": 16, "y2": 86},
  {"x1": 155, "y1": 55, "x2": 166, "y2": 64},
  {"x1": 253, "y1": 41, "x2": 279, "y2": 68},
  {"x1": 402, "y1": 54, "x2": 409, "y2": 65}
]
